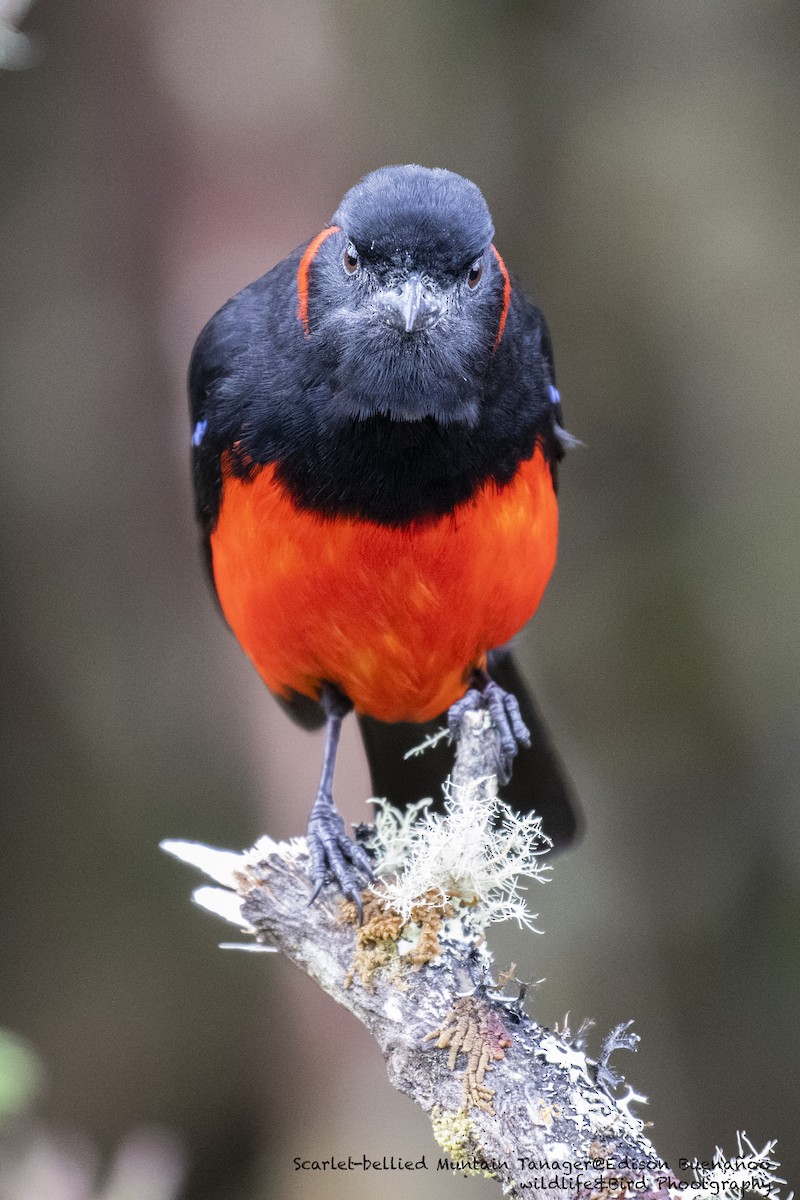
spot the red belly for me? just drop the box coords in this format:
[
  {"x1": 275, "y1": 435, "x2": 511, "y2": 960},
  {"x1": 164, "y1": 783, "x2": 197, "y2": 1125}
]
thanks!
[{"x1": 211, "y1": 445, "x2": 558, "y2": 723}]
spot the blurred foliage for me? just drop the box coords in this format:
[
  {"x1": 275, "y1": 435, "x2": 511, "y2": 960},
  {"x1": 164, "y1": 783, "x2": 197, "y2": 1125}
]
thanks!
[
  {"x1": 0, "y1": 1032, "x2": 186, "y2": 1199},
  {"x1": 0, "y1": 1031, "x2": 42, "y2": 1121}
]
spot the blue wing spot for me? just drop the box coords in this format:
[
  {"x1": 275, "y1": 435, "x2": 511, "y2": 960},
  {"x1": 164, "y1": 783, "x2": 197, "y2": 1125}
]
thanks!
[
  {"x1": 548, "y1": 384, "x2": 561, "y2": 406},
  {"x1": 192, "y1": 419, "x2": 208, "y2": 447}
]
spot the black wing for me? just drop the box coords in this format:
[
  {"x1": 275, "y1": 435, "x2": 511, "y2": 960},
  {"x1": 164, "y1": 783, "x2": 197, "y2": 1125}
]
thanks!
[
  {"x1": 498, "y1": 277, "x2": 568, "y2": 490},
  {"x1": 188, "y1": 245, "x2": 330, "y2": 731},
  {"x1": 188, "y1": 248, "x2": 309, "y2": 553}
]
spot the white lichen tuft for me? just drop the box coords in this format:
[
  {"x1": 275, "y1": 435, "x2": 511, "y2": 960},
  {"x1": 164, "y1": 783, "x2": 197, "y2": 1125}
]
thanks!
[
  {"x1": 689, "y1": 1132, "x2": 791, "y2": 1200},
  {"x1": 160, "y1": 839, "x2": 245, "y2": 888},
  {"x1": 371, "y1": 774, "x2": 552, "y2": 929},
  {"x1": 403, "y1": 726, "x2": 450, "y2": 758},
  {"x1": 614, "y1": 1083, "x2": 648, "y2": 1135},
  {"x1": 246, "y1": 834, "x2": 310, "y2": 867},
  {"x1": 368, "y1": 797, "x2": 436, "y2": 878}
]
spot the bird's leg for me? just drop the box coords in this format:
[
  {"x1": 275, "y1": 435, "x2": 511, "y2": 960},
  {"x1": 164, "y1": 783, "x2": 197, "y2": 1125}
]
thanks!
[
  {"x1": 307, "y1": 683, "x2": 374, "y2": 919},
  {"x1": 447, "y1": 665, "x2": 531, "y2": 785}
]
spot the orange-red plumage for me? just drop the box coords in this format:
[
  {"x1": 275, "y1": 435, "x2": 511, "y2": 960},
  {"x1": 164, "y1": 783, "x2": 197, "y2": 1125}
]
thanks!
[
  {"x1": 296, "y1": 225, "x2": 340, "y2": 336},
  {"x1": 490, "y1": 244, "x2": 511, "y2": 351},
  {"x1": 210, "y1": 444, "x2": 558, "y2": 724}
]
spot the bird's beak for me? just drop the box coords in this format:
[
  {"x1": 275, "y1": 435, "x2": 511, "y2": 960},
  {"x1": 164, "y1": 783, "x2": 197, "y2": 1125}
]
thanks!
[
  {"x1": 380, "y1": 274, "x2": 443, "y2": 333},
  {"x1": 399, "y1": 275, "x2": 424, "y2": 332}
]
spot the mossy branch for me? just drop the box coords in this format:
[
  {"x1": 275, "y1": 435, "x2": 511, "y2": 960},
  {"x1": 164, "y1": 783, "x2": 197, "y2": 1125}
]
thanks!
[{"x1": 163, "y1": 713, "x2": 789, "y2": 1200}]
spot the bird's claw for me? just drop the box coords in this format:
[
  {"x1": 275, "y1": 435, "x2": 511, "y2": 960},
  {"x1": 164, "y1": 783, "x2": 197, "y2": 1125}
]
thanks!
[
  {"x1": 448, "y1": 677, "x2": 531, "y2": 785},
  {"x1": 307, "y1": 802, "x2": 374, "y2": 922}
]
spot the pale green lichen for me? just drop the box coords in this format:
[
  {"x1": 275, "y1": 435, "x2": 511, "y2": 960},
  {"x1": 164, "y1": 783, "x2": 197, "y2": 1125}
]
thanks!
[
  {"x1": 430, "y1": 1106, "x2": 495, "y2": 1178},
  {"x1": 431, "y1": 1104, "x2": 474, "y2": 1157}
]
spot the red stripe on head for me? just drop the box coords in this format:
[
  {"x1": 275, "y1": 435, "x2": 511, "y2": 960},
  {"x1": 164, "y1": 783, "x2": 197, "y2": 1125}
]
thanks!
[
  {"x1": 491, "y1": 244, "x2": 511, "y2": 352},
  {"x1": 297, "y1": 225, "x2": 340, "y2": 337}
]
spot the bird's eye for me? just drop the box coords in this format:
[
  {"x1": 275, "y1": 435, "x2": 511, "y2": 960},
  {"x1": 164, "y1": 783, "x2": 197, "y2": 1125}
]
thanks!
[
  {"x1": 343, "y1": 241, "x2": 360, "y2": 274},
  {"x1": 467, "y1": 257, "x2": 483, "y2": 289}
]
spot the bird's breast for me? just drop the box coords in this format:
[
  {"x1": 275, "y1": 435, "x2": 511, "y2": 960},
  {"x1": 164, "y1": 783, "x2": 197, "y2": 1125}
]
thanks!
[{"x1": 210, "y1": 443, "x2": 558, "y2": 722}]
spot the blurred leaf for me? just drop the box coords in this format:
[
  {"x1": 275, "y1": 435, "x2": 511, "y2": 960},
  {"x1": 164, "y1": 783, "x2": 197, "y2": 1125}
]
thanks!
[{"x1": 0, "y1": 1029, "x2": 43, "y2": 1119}]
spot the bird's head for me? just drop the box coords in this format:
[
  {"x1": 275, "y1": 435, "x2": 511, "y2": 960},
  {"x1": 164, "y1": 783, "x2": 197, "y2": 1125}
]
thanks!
[{"x1": 302, "y1": 165, "x2": 510, "y2": 426}]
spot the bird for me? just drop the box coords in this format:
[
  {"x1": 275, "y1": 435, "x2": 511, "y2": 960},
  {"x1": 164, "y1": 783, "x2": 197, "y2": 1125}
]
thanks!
[{"x1": 188, "y1": 164, "x2": 577, "y2": 915}]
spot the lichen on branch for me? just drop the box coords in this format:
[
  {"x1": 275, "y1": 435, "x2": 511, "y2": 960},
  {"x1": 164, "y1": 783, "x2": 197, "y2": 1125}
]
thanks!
[{"x1": 161, "y1": 710, "x2": 791, "y2": 1200}]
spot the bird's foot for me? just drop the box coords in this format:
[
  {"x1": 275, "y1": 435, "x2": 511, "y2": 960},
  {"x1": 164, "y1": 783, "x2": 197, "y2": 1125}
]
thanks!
[
  {"x1": 307, "y1": 796, "x2": 374, "y2": 922},
  {"x1": 448, "y1": 670, "x2": 531, "y2": 784}
]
